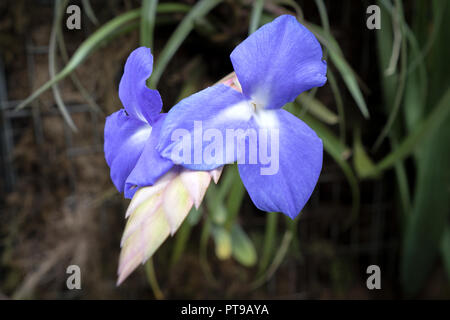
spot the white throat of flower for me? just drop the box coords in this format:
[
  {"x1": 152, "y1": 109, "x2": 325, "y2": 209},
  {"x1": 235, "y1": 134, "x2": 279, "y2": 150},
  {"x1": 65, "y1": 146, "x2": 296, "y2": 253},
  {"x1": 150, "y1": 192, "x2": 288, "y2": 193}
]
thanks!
[{"x1": 221, "y1": 73, "x2": 279, "y2": 129}]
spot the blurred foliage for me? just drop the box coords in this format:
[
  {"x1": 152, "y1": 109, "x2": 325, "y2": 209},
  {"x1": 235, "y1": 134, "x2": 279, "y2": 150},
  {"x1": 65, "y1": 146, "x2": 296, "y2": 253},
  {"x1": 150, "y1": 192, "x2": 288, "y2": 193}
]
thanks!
[{"x1": 5, "y1": 0, "x2": 450, "y2": 298}]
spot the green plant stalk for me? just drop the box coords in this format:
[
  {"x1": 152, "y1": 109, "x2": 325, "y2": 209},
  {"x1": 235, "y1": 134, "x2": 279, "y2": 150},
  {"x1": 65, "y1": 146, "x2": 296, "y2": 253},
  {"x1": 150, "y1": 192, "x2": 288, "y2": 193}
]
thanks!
[
  {"x1": 144, "y1": 259, "x2": 164, "y2": 300},
  {"x1": 327, "y1": 69, "x2": 346, "y2": 142},
  {"x1": 56, "y1": 25, "x2": 103, "y2": 115},
  {"x1": 257, "y1": 212, "x2": 278, "y2": 276},
  {"x1": 224, "y1": 166, "x2": 245, "y2": 230},
  {"x1": 50, "y1": 0, "x2": 77, "y2": 131},
  {"x1": 373, "y1": 0, "x2": 407, "y2": 150},
  {"x1": 251, "y1": 229, "x2": 293, "y2": 290},
  {"x1": 81, "y1": 0, "x2": 99, "y2": 25},
  {"x1": 249, "y1": 0, "x2": 265, "y2": 35},
  {"x1": 306, "y1": 23, "x2": 370, "y2": 119},
  {"x1": 390, "y1": 136, "x2": 411, "y2": 220},
  {"x1": 169, "y1": 217, "x2": 193, "y2": 267},
  {"x1": 199, "y1": 216, "x2": 218, "y2": 285},
  {"x1": 314, "y1": 0, "x2": 329, "y2": 34},
  {"x1": 140, "y1": 0, "x2": 159, "y2": 49}
]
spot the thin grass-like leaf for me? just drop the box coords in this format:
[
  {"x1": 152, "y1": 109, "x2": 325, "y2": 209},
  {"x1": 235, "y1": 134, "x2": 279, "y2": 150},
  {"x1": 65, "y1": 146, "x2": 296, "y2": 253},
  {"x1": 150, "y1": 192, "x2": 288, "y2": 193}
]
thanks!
[
  {"x1": 372, "y1": 0, "x2": 407, "y2": 150},
  {"x1": 56, "y1": 26, "x2": 103, "y2": 115},
  {"x1": 327, "y1": 69, "x2": 346, "y2": 142},
  {"x1": 251, "y1": 230, "x2": 293, "y2": 289},
  {"x1": 81, "y1": 0, "x2": 99, "y2": 25},
  {"x1": 307, "y1": 23, "x2": 370, "y2": 119},
  {"x1": 249, "y1": 0, "x2": 265, "y2": 34},
  {"x1": 50, "y1": 0, "x2": 77, "y2": 131},
  {"x1": 297, "y1": 93, "x2": 338, "y2": 125},
  {"x1": 140, "y1": 0, "x2": 158, "y2": 49},
  {"x1": 353, "y1": 126, "x2": 379, "y2": 179},
  {"x1": 257, "y1": 212, "x2": 278, "y2": 276}
]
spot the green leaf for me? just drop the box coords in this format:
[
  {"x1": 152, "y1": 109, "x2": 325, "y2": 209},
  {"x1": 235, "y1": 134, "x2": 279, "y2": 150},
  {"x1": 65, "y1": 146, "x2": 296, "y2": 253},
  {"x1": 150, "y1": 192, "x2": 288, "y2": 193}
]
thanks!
[
  {"x1": 257, "y1": 212, "x2": 278, "y2": 275},
  {"x1": 225, "y1": 166, "x2": 246, "y2": 229},
  {"x1": 401, "y1": 112, "x2": 450, "y2": 296},
  {"x1": 307, "y1": 23, "x2": 370, "y2": 119},
  {"x1": 140, "y1": 0, "x2": 159, "y2": 48},
  {"x1": 231, "y1": 224, "x2": 257, "y2": 267},
  {"x1": 297, "y1": 93, "x2": 338, "y2": 125},
  {"x1": 372, "y1": 0, "x2": 408, "y2": 150},
  {"x1": 81, "y1": 0, "x2": 99, "y2": 25},
  {"x1": 353, "y1": 127, "x2": 379, "y2": 179},
  {"x1": 50, "y1": 0, "x2": 77, "y2": 131},
  {"x1": 249, "y1": 0, "x2": 265, "y2": 34}
]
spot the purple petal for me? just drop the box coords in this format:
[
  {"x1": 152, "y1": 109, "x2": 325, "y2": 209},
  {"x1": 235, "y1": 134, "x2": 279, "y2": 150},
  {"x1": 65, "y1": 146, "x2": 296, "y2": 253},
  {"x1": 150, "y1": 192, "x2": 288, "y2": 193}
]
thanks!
[
  {"x1": 238, "y1": 109, "x2": 323, "y2": 219},
  {"x1": 230, "y1": 15, "x2": 327, "y2": 110},
  {"x1": 124, "y1": 114, "x2": 174, "y2": 198},
  {"x1": 157, "y1": 84, "x2": 251, "y2": 171},
  {"x1": 119, "y1": 47, "x2": 162, "y2": 124},
  {"x1": 104, "y1": 109, "x2": 151, "y2": 193}
]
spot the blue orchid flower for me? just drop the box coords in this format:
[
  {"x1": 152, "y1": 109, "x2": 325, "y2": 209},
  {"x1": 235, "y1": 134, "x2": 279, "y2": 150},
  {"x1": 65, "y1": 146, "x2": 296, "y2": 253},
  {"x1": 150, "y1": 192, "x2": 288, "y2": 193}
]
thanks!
[
  {"x1": 157, "y1": 15, "x2": 327, "y2": 219},
  {"x1": 104, "y1": 47, "x2": 174, "y2": 199}
]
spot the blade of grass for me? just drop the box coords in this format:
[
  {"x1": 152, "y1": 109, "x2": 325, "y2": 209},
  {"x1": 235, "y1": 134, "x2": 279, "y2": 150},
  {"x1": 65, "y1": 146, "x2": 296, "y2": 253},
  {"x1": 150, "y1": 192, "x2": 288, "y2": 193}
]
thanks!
[
  {"x1": 140, "y1": 0, "x2": 158, "y2": 49},
  {"x1": 372, "y1": 0, "x2": 407, "y2": 150},
  {"x1": 199, "y1": 215, "x2": 218, "y2": 286},
  {"x1": 144, "y1": 259, "x2": 164, "y2": 299},
  {"x1": 81, "y1": 0, "x2": 99, "y2": 25},
  {"x1": 57, "y1": 3, "x2": 103, "y2": 115},
  {"x1": 296, "y1": 93, "x2": 338, "y2": 125},
  {"x1": 257, "y1": 212, "x2": 278, "y2": 276},
  {"x1": 249, "y1": 0, "x2": 265, "y2": 35},
  {"x1": 353, "y1": 126, "x2": 379, "y2": 179},
  {"x1": 306, "y1": 23, "x2": 370, "y2": 119},
  {"x1": 251, "y1": 230, "x2": 293, "y2": 289},
  {"x1": 314, "y1": 0, "x2": 329, "y2": 35},
  {"x1": 327, "y1": 69, "x2": 346, "y2": 142},
  {"x1": 224, "y1": 165, "x2": 245, "y2": 230},
  {"x1": 50, "y1": 0, "x2": 77, "y2": 131}
]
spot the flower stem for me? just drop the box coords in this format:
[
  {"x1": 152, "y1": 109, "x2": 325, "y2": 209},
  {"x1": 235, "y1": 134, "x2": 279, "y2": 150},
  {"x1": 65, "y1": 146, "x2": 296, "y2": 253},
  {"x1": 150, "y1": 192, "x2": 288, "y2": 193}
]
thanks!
[
  {"x1": 144, "y1": 258, "x2": 164, "y2": 300},
  {"x1": 257, "y1": 212, "x2": 278, "y2": 276}
]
